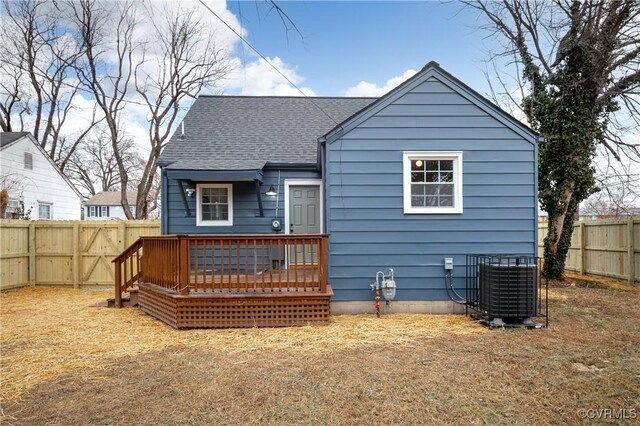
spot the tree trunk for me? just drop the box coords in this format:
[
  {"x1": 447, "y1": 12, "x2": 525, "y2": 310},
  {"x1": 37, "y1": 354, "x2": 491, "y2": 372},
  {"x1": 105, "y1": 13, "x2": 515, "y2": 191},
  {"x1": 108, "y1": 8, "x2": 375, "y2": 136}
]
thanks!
[{"x1": 543, "y1": 185, "x2": 580, "y2": 278}]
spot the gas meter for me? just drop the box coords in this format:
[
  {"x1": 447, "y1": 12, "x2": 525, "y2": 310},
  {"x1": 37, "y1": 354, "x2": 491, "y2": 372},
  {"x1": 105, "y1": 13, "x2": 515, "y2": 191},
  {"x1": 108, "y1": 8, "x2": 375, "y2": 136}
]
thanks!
[{"x1": 381, "y1": 277, "x2": 396, "y2": 301}]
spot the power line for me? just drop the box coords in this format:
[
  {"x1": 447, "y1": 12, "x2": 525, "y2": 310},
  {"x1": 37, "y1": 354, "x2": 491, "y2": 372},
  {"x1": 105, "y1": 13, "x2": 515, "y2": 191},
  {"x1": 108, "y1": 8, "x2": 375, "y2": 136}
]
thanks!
[{"x1": 197, "y1": 0, "x2": 340, "y2": 125}]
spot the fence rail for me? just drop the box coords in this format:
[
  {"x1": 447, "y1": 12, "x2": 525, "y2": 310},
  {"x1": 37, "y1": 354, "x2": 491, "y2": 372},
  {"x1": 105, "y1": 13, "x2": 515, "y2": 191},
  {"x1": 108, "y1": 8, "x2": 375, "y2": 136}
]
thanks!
[
  {"x1": 0, "y1": 220, "x2": 160, "y2": 291},
  {"x1": 539, "y1": 218, "x2": 640, "y2": 284}
]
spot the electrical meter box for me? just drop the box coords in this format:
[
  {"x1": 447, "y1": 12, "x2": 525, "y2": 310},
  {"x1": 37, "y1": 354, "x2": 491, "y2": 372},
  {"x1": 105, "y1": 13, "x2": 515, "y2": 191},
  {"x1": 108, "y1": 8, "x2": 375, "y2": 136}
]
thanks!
[{"x1": 444, "y1": 258, "x2": 454, "y2": 270}]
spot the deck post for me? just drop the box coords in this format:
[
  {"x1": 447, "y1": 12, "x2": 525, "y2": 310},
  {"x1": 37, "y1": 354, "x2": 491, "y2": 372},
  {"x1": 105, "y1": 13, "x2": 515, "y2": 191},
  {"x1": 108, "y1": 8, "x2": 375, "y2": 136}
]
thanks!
[
  {"x1": 319, "y1": 235, "x2": 328, "y2": 293},
  {"x1": 114, "y1": 260, "x2": 122, "y2": 308},
  {"x1": 179, "y1": 235, "x2": 190, "y2": 295}
]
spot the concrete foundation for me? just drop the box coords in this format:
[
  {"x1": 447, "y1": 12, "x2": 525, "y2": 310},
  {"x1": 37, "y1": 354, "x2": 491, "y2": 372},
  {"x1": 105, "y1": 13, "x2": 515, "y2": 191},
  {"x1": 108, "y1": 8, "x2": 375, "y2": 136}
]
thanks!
[{"x1": 331, "y1": 300, "x2": 466, "y2": 315}]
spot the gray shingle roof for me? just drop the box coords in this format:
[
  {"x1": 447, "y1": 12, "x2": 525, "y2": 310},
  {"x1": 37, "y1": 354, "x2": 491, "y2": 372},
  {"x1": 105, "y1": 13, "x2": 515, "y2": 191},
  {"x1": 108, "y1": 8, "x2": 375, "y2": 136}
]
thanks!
[
  {"x1": 158, "y1": 96, "x2": 376, "y2": 170},
  {"x1": 1, "y1": 132, "x2": 30, "y2": 148}
]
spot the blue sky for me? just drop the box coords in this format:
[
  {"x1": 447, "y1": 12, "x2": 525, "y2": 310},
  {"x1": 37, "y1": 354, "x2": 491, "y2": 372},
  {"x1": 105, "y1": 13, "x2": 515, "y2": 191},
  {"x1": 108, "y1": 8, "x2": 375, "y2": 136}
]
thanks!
[{"x1": 225, "y1": 1, "x2": 498, "y2": 97}]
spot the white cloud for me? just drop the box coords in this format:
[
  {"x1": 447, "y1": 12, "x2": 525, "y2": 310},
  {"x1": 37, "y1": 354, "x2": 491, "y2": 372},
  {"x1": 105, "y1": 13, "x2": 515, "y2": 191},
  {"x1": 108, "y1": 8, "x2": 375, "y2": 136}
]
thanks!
[
  {"x1": 344, "y1": 69, "x2": 417, "y2": 97},
  {"x1": 222, "y1": 56, "x2": 315, "y2": 96}
]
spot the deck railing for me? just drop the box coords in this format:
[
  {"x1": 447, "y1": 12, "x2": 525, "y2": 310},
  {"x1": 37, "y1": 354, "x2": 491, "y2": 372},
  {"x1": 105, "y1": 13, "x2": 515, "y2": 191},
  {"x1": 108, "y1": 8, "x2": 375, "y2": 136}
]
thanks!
[{"x1": 114, "y1": 234, "x2": 328, "y2": 306}]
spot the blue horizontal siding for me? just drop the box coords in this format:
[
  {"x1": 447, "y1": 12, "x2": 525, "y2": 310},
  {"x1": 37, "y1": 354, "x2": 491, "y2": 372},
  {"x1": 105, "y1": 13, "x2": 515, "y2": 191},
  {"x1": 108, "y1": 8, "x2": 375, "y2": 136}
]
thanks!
[
  {"x1": 327, "y1": 161, "x2": 534, "y2": 174},
  {"x1": 329, "y1": 185, "x2": 533, "y2": 197},
  {"x1": 327, "y1": 173, "x2": 534, "y2": 185},
  {"x1": 341, "y1": 127, "x2": 521, "y2": 140},
  {"x1": 329, "y1": 208, "x2": 534, "y2": 220},
  {"x1": 326, "y1": 74, "x2": 536, "y2": 302},
  {"x1": 328, "y1": 140, "x2": 533, "y2": 151},
  {"x1": 164, "y1": 169, "x2": 319, "y2": 235},
  {"x1": 333, "y1": 149, "x2": 534, "y2": 161}
]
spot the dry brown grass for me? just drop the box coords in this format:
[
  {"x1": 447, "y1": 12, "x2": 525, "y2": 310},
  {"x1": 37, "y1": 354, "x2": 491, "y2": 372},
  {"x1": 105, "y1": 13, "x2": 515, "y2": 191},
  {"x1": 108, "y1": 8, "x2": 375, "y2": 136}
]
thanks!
[
  {"x1": 0, "y1": 288, "x2": 481, "y2": 401},
  {"x1": 1, "y1": 280, "x2": 639, "y2": 425}
]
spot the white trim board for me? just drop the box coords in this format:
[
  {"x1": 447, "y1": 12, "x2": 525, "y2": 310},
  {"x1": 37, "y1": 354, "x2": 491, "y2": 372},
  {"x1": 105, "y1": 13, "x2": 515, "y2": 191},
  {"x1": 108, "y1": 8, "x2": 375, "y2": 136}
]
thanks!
[
  {"x1": 284, "y1": 179, "x2": 324, "y2": 235},
  {"x1": 283, "y1": 179, "x2": 323, "y2": 269}
]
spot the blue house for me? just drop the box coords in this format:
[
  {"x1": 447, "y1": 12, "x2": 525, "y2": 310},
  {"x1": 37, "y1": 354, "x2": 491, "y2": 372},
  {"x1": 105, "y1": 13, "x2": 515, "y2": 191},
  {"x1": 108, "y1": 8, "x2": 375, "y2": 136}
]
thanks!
[{"x1": 114, "y1": 62, "x2": 538, "y2": 327}]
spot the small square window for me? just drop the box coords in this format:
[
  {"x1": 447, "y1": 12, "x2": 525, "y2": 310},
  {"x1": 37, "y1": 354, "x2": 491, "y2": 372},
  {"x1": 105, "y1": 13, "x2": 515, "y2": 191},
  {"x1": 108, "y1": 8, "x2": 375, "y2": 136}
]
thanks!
[
  {"x1": 403, "y1": 152, "x2": 463, "y2": 214},
  {"x1": 196, "y1": 184, "x2": 233, "y2": 226},
  {"x1": 5, "y1": 199, "x2": 20, "y2": 218},
  {"x1": 38, "y1": 203, "x2": 52, "y2": 220}
]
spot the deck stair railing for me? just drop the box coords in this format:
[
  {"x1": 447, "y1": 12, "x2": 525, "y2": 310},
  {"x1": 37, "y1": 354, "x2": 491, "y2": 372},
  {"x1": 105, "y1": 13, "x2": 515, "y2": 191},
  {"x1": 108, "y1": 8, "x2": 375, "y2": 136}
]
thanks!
[{"x1": 113, "y1": 234, "x2": 328, "y2": 307}]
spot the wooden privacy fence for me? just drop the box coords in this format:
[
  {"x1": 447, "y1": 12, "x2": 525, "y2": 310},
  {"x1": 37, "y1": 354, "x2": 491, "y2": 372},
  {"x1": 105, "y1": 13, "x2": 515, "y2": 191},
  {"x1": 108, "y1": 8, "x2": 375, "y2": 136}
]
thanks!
[
  {"x1": 0, "y1": 220, "x2": 160, "y2": 291},
  {"x1": 538, "y1": 218, "x2": 640, "y2": 284}
]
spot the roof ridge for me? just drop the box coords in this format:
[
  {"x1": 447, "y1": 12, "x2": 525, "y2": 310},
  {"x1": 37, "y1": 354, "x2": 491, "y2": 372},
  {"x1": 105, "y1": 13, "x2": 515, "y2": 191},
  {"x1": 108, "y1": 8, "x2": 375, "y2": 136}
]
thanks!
[{"x1": 198, "y1": 95, "x2": 378, "y2": 99}]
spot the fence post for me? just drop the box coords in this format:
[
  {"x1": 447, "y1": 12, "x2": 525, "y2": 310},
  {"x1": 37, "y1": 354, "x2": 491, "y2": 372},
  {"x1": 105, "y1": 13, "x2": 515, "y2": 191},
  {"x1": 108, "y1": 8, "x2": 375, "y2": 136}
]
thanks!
[
  {"x1": 28, "y1": 222, "x2": 36, "y2": 286},
  {"x1": 628, "y1": 219, "x2": 635, "y2": 285},
  {"x1": 179, "y1": 235, "x2": 190, "y2": 295},
  {"x1": 579, "y1": 222, "x2": 586, "y2": 275},
  {"x1": 73, "y1": 223, "x2": 80, "y2": 289}
]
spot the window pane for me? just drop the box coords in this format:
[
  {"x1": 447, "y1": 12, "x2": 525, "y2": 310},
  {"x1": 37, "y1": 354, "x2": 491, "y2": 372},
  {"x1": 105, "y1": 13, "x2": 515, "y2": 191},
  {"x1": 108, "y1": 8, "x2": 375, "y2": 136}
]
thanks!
[
  {"x1": 38, "y1": 204, "x2": 51, "y2": 219},
  {"x1": 411, "y1": 172, "x2": 425, "y2": 183},
  {"x1": 439, "y1": 172, "x2": 453, "y2": 182},
  {"x1": 439, "y1": 184, "x2": 453, "y2": 196},
  {"x1": 202, "y1": 188, "x2": 227, "y2": 203},
  {"x1": 201, "y1": 202, "x2": 228, "y2": 221},
  {"x1": 425, "y1": 172, "x2": 438, "y2": 182},
  {"x1": 411, "y1": 160, "x2": 425, "y2": 171},
  {"x1": 425, "y1": 195, "x2": 438, "y2": 206},
  {"x1": 440, "y1": 160, "x2": 453, "y2": 170},
  {"x1": 425, "y1": 160, "x2": 439, "y2": 171},
  {"x1": 440, "y1": 196, "x2": 453, "y2": 207}
]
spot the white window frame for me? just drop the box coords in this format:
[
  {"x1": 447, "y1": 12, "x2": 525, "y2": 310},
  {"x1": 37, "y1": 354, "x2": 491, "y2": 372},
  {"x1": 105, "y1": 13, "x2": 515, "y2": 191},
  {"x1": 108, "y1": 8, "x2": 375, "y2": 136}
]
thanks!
[
  {"x1": 88, "y1": 206, "x2": 96, "y2": 217},
  {"x1": 5, "y1": 198, "x2": 19, "y2": 218},
  {"x1": 24, "y1": 152, "x2": 33, "y2": 170},
  {"x1": 403, "y1": 151, "x2": 463, "y2": 214},
  {"x1": 38, "y1": 202, "x2": 52, "y2": 220},
  {"x1": 196, "y1": 183, "x2": 233, "y2": 226},
  {"x1": 101, "y1": 206, "x2": 109, "y2": 217}
]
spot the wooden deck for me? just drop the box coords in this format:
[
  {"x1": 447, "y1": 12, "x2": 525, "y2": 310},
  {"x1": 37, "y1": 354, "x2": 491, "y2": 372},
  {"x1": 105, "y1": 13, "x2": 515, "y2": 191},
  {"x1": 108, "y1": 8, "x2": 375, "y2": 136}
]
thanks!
[{"x1": 113, "y1": 234, "x2": 331, "y2": 328}]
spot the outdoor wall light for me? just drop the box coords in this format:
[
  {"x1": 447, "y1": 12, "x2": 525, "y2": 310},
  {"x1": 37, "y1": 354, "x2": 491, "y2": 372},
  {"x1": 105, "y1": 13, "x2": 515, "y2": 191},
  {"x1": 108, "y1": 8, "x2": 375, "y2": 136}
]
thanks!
[
  {"x1": 185, "y1": 187, "x2": 196, "y2": 197},
  {"x1": 265, "y1": 185, "x2": 277, "y2": 196}
]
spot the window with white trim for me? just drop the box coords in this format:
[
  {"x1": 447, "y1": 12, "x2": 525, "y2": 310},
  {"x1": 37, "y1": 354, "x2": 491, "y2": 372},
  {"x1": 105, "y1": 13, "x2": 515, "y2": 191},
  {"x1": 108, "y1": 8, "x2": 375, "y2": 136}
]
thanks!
[
  {"x1": 88, "y1": 206, "x2": 96, "y2": 217},
  {"x1": 38, "y1": 202, "x2": 52, "y2": 219},
  {"x1": 4, "y1": 199, "x2": 20, "y2": 218},
  {"x1": 403, "y1": 151, "x2": 463, "y2": 214},
  {"x1": 196, "y1": 184, "x2": 233, "y2": 226},
  {"x1": 101, "y1": 206, "x2": 109, "y2": 217}
]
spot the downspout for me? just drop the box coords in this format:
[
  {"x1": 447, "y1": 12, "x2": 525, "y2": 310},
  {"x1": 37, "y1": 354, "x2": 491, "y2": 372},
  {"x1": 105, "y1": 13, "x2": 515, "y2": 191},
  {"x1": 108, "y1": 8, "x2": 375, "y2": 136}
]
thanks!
[
  {"x1": 535, "y1": 135, "x2": 544, "y2": 257},
  {"x1": 318, "y1": 137, "x2": 326, "y2": 232},
  {"x1": 161, "y1": 167, "x2": 168, "y2": 234}
]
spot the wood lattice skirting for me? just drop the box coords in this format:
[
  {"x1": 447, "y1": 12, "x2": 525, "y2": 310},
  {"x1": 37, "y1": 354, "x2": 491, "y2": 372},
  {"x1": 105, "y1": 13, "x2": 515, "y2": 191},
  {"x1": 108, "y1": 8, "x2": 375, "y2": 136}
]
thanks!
[{"x1": 138, "y1": 282, "x2": 333, "y2": 329}]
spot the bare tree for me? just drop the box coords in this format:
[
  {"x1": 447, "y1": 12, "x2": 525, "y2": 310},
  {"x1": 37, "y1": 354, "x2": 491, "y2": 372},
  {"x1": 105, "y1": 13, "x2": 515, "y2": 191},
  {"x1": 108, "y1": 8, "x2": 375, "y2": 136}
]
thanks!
[
  {"x1": 65, "y1": 127, "x2": 138, "y2": 198},
  {"x1": 0, "y1": 0, "x2": 98, "y2": 166},
  {"x1": 466, "y1": 0, "x2": 640, "y2": 277},
  {"x1": 131, "y1": 4, "x2": 230, "y2": 218},
  {"x1": 0, "y1": 56, "x2": 29, "y2": 132},
  {"x1": 68, "y1": 0, "x2": 139, "y2": 218},
  {"x1": 582, "y1": 171, "x2": 640, "y2": 218}
]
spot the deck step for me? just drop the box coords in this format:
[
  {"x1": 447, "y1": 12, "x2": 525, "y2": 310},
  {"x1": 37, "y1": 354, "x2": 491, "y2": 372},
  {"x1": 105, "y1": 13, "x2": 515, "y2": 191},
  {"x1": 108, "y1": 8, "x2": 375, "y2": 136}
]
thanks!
[{"x1": 106, "y1": 289, "x2": 139, "y2": 308}]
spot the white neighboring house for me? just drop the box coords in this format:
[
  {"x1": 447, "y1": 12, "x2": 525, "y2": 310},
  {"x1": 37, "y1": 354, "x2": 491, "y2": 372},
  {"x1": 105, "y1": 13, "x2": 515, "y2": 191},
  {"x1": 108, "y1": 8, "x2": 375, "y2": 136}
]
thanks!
[
  {"x1": 84, "y1": 191, "x2": 137, "y2": 220},
  {"x1": 0, "y1": 132, "x2": 82, "y2": 219}
]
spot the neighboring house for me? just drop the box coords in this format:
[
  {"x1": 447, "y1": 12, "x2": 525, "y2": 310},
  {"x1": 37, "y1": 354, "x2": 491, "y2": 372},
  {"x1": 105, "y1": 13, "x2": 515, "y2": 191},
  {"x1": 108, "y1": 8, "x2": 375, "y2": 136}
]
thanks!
[
  {"x1": 0, "y1": 132, "x2": 82, "y2": 220},
  {"x1": 157, "y1": 61, "x2": 539, "y2": 313},
  {"x1": 84, "y1": 191, "x2": 137, "y2": 220}
]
